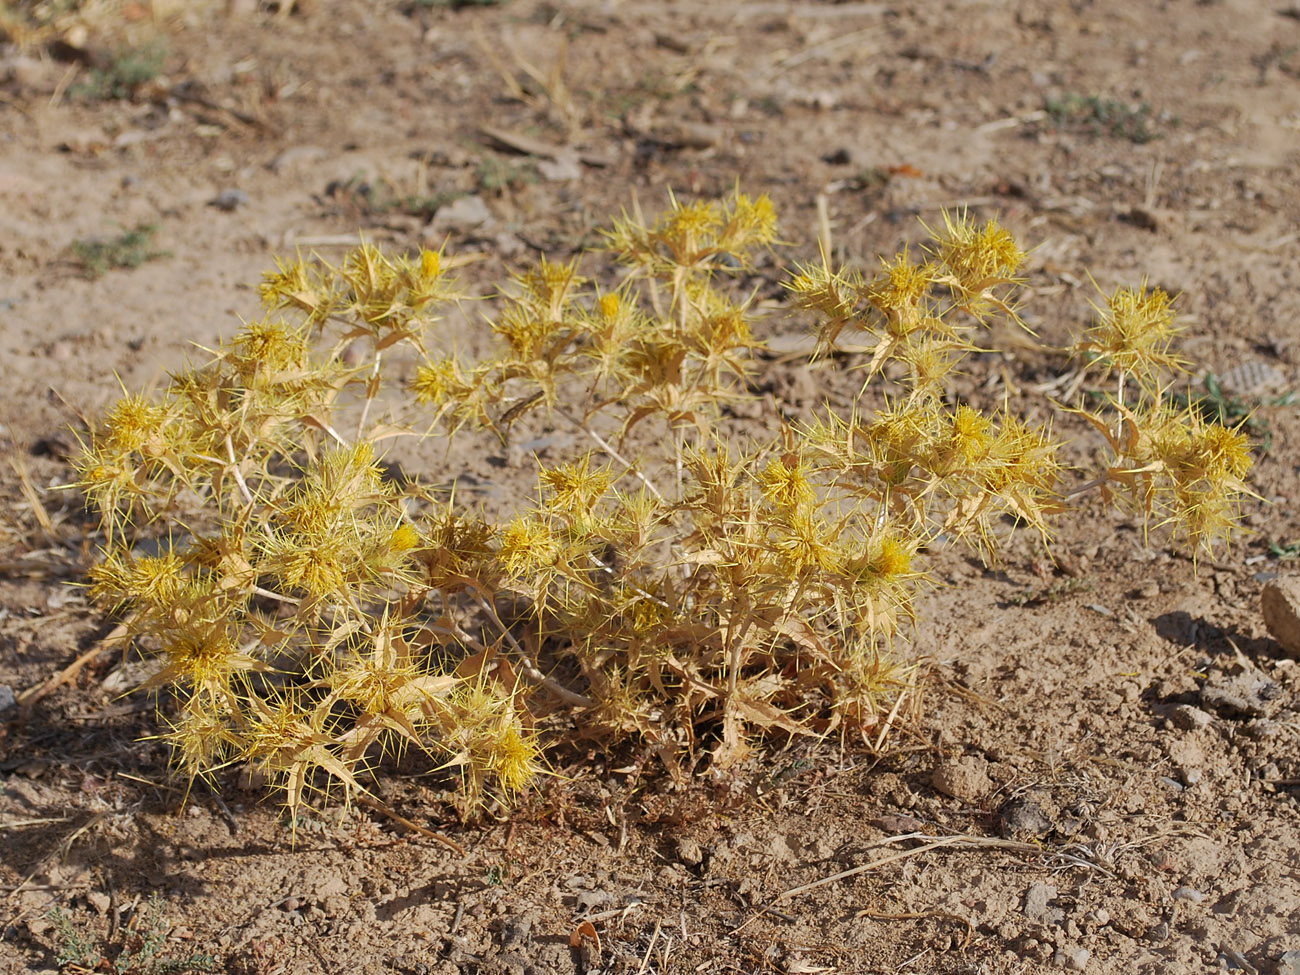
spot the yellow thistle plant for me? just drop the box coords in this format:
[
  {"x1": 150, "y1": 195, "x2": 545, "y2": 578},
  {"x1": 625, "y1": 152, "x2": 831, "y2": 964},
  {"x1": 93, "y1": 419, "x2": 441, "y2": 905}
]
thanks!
[{"x1": 73, "y1": 191, "x2": 1255, "y2": 822}]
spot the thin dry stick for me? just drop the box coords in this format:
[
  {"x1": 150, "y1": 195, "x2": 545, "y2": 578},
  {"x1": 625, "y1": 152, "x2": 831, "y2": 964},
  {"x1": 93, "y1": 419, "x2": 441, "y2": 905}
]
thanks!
[
  {"x1": 816, "y1": 192, "x2": 833, "y2": 264},
  {"x1": 355, "y1": 351, "x2": 383, "y2": 438},
  {"x1": 9, "y1": 456, "x2": 56, "y2": 540},
  {"x1": 734, "y1": 832, "x2": 1038, "y2": 933},
  {"x1": 872, "y1": 680, "x2": 910, "y2": 752},
  {"x1": 354, "y1": 794, "x2": 466, "y2": 854},
  {"x1": 17, "y1": 623, "x2": 128, "y2": 706},
  {"x1": 636, "y1": 920, "x2": 662, "y2": 975},
  {"x1": 783, "y1": 834, "x2": 1037, "y2": 901},
  {"x1": 0, "y1": 817, "x2": 72, "y2": 830},
  {"x1": 771, "y1": 25, "x2": 882, "y2": 74}
]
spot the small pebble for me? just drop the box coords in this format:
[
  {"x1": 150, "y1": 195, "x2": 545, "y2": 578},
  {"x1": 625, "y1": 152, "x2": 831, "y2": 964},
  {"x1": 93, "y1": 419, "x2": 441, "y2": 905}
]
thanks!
[
  {"x1": 1134, "y1": 579, "x2": 1160, "y2": 599},
  {"x1": 1276, "y1": 949, "x2": 1300, "y2": 975},
  {"x1": 210, "y1": 188, "x2": 249, "y2": 211},
  {"x1": 1171, "y1": 886, "x2": 1205, "y2": 903},
  {"x1": 1000, "y1": 796, "x2": 1054, "y2": 837},
  {"x1": 1199, "y1": 670, "x2": 1283, "y2": 719},
  {"x1": 0, "y1": 684, "x2": 15, "y2": 713},
  {"x1": 1023, "y1": 883, "x2": 1058, "y2": 923},
  {"x1": 1217, "y1": 946, "x2": 1259, "y2": 973},
  {"x1": 1168, "y1": 704, "x2": 1213, "y2": 731},
  {"x1": 430, "y1": 194, "x2": 493, "y2": 234}
]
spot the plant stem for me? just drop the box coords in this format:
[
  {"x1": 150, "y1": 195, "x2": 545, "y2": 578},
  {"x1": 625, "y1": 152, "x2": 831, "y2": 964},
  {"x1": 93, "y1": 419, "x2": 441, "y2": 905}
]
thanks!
[
  {"x1": 225, "y1": 435, "x2": 254, "y2": 505},
  {"x1": 555, "y1": 407, "x2": 666, "y2": 502},
  {"x1": 356, "y1": 350, "x2": 382, "y2": 439},
  {"x1": 468, "y1": 593, "x2": 594, "y2": 708}
]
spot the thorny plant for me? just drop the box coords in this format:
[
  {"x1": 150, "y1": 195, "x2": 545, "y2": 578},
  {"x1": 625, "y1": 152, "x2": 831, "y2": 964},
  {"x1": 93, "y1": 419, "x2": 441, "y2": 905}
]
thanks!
[{"x1": 73, "y1": 191, "x2": 1255, "y2": 822}]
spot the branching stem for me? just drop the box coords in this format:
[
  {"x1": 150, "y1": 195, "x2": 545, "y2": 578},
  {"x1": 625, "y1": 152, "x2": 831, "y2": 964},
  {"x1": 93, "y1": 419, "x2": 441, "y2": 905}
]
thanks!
[
  {"x1": 468, "y1": 593, "x2": 594, "y2": 708},
  {"x1": 225, "y1": 435, "x2": 254, "y2": 505},
  {"x1": 356, "y1": 350, "x2": 382, "y2": 439},
  {"x1": 555, "y1": 407, "x2": 666, "y2": 502}
]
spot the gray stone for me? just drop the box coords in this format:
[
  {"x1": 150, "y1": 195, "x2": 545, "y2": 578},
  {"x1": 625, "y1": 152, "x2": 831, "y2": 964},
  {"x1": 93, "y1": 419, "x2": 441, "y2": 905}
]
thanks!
[
  {"x1": 430, "y1": 195, "x2": 493, "y2": 235},
  {"x1": 498, "y1": 914, "x2": 532, "y2": 950},
  {"x1": 1000, "y1": 796, "x2": 1054, "y2": 837},
  {"x1": 536, "y1": 155, "x2": 581, "y2": 182},
  {"x1": 0, "y1": 684, "x2": 15, "y2": 713},
  {"x1": 210, "y1": 188, "x2": 248, "y2": 211},
  {"x1": 1023, "y1": 882, "x2": 1058, "y2": 924},
  {"x1": 1218, "y1": 360, "x2": 1287, "y2": 398},
  {"x1": 1277, "y1": 949, "x2": 1300, "y2": 975},
  {"x1": 1055, "y1": 946, "x2": 1090, "y2": 971},
  {"x1": 1216, "y1": 946, "x2": 1257, "y2": 973},
  {"x1": 1171, "y1": 886, "x2": 1206, "y2": 903}
]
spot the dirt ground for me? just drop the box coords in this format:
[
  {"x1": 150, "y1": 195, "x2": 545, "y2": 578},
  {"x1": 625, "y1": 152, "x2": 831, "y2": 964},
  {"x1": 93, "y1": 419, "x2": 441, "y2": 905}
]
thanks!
[{"x1": 3, "y1": 1, "x2": 1300, "y2": 973}]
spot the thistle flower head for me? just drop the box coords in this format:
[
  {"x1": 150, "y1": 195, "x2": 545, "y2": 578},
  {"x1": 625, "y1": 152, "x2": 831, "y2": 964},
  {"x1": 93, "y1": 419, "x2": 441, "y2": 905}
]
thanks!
[
  {"x1": 259, "y1": 254, "x2": 322, "y2": 317},
  {"x1": 430, "y1": 678, "x2": 543, "y2": 812},
  {"x1": 932, "y1": 210, "x2": 1025, "y2": 286},
  {"x1": 866, "y1": 252, "x2": 937, "y2": 335},
  {"x1": 759, "y1": 451, "x2": 816, "y2": 513},
  {"x1": 102, "y1": 394, "x2": 170, "y2": 454},
  {"x1": 1078, "y1": 281, "x2": 1186, "y2": 391},
  {"x1": 498, "y1": 514, "x2": 559, "y2": 579}
]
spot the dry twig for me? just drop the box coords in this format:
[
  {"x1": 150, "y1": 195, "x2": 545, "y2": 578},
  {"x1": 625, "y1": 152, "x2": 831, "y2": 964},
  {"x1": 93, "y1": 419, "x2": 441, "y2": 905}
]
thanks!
[{"x1": 734, "y1": 831, "x2": 1038, "y2": 933}]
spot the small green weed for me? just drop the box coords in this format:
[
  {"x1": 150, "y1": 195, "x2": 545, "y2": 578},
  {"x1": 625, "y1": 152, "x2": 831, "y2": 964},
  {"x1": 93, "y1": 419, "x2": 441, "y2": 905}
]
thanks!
[
  {"x1": 70, "y1": 224, "x2": 168, "y2": 279},
  {"x1": 1043, "y1": 93, "x2": 1160, "y2": 144},
  {"x1": 1172, "y1": 372, "x2": 1295, "y2": 454},
  {"x1": 1007, "y1": 577, "x2": 1095, "y2": 607},
  {"x1": 49, "y1": 895, "x2": 216, "y2": 975},
  {"x1": 72, "y1": 39, "x2": 168, "y2": 101},
  {"x1": 326, "y1": 173, "x2": 462, "y2": 221},
  {"x1": 474, "y1": 155, "x2": 537, "y2": 194},
  {"x1": 1269, "y1": 540, "x2": 1300, "y2": 560},
  {"x1": 406, "y1": 0, "x2": 505, "y2": 9}
]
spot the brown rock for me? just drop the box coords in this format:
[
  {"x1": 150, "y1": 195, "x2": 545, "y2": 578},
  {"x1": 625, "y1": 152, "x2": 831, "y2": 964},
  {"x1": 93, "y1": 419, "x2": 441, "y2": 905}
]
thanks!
[{"x1": 1262, "y1": 577, "x2": 1300, "y2": 658}]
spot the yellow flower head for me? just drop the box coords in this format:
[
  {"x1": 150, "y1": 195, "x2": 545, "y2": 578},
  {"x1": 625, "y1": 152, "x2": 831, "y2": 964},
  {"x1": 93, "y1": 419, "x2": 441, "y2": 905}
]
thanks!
[
  {"x1": 103, "y1": 394, "x2": 169, "y2": 454},
  {"x1": 760, "y1": 452, "x2": 816, "y2": 513},
  {"x1": 1080, "y1": 282, "x2": 1186, "y2": 389}
]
